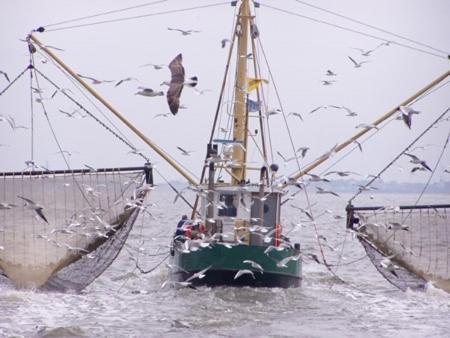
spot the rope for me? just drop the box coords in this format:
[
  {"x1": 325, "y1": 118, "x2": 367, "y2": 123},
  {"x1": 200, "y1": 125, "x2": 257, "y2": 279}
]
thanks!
[
  {"x1": 35, "y1": 50, "x2": 140, "y2": 155},
  {"x1": 31, "y1": 63, "x2": 94, "y2": 207},
  {"x1": 33, "y1": 68, "x2": 196, "y2": 212},
  {"x1": 0, "y1": 66, "x2": 30, "y2": 96},
  {"x1": 349, "y1": 107, "x2": 450, "y2": 204},
  {"x1": 292, "y1": 0, "x2": 450, "y2": 56},
  {"x1": 260, "y1": 4, "x2": 448, "y2": 60},
  {"x1": 134, "y1": 253, "x2": 170, "y2": 274},
  {"x1": 44, "y1": 0, "x2": 169, "y2": 28},
  {"x1": 33, "y1": 68, "x2": 150, "y2": 162},
  {"x1": 44, "y1": 2, "x2": 230, "y2": 32}
]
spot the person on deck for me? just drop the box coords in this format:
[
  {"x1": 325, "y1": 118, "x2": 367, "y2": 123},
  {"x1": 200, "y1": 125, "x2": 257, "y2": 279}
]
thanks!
[{"x1": 175, "y1": 215, "x2": 188, "y2": 238}]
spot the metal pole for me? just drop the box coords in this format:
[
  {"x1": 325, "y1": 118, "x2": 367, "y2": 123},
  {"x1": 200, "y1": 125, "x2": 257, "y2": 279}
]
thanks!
[{"x1": 29, "y1": 33, "x2": 198, "y2": 186}]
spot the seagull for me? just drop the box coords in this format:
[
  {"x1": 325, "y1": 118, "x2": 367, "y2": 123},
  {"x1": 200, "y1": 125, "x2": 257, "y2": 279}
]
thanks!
[
  {"x1": 290, "y1": 204, "x2": 314, "y2": 221},
  {"x1": 58, "y1": 109, "x2": 86, "y2": 118},
  {"x1": 379, "y1": 255, "x2": 399, "y2": 278},
  {"x1": 321, "y1": 80, "x2": 336, "y2": 85},
  {"x1": 295, "y1": 146, "x2": 309, "y2": 158},
  {"x1": 0, "y1": 70, "x2": 10, "y2": 83},
  {"x1": 267, "y1": 108, "x2": 282, "y2": 117},
  {"x1": 17, "y1": 195, "x2": 49, "y2": 223},
  {"x1": 243, "y1": 260, "x2": 264, "y2": 273},
  {"x1": 115, "y1": 77, "x2": 138, "y2": 87},
  {"x1": 316, "y1": 186, "x2": 340, "y2": 197},
  {"x1": 167, "y1": 53, "x2": 187, "y2": 115},
  {"x1": 84, "y1": 164, "x2": 97, "y2": 171},
  {"x1": 348, "y1": 56, "x2": 370, "y2": 68},
  {"x1": 329, "y1": 105, "x2": 358, "y2": 117},
  {"x1": 351, "y1": 47, "x2": 377, "y2": 57},
  {"x1": 0, "y1": 202, "x2": 16, "y2": 210},
  {"x1": 153, "y1": 113, "x2": 170, "y2": 119},
  {"x1": 355, "y1": 123, "x2": 379, "y2": 130},
  {"x1": 288, "y1": 112, "x2": 303, "y2": 121},
  {"x1": 234, "y1": 269, "x2": 255, "y2": 280},
  {"x1": 6, "y1": 115, "x2": 29, "y2": 131},
  {"x1": 353, "y1": 140, "x2": 363, "y2": 152},
  {"x1": 184, "y1": 76, "x2": 198, "y2": 88},
  {"x1": 399, "y1": 105, "x2": 420, "y2": 129},
  {"x1": 193, "y1": 88, "x2": 212, "y2": 95},
  {"x1": 324, "y1": 170, "x2": 359, "y2": 177},
  {"x1": 135, "y1": 87, "x2": 164, "y2": 97},
  {"x1": 51, "y1": 87, "x2": 73, "y2": 99},
  {"x1": 139, "y1": 63, "x2": 166, "y2": 70},
  {"x1": 305, "y1": 173, "x2": 330, "y2": 182},
  {"x1": 177, "y1": 146, "x2": 194, "y2": 156},
  {"x1": 221, "y1": 38, "x2": 232, "y2": 48},
  {"x1": 325, "y1": 70, "x2": 337, "y2": 76},
  {"x1": 276, "y1": 151, "x2": 297, "y2": 165},
  {"x1": 168, "y1": 27, "x2": 200, "y2": 35},
  {"x1": 185, "y1": 265, "x2": 212, "y2": 282},
  {"x1": 77, "y1": 74, "x2": 114, "y2": 84},
  {"x1": 308, "y1": 105, "x2": 328, "y2": 114},
  {"x1": 403, "y1": 153, "x2": 432, "y2": 171}
]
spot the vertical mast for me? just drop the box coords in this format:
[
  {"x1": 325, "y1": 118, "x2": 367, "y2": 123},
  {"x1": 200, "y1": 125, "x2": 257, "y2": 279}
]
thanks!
[{"x1": 231, "y1": 0, "x2": 251, "y2": 184}]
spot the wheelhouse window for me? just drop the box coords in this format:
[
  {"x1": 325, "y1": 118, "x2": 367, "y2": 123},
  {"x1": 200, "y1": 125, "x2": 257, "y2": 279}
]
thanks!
[{"x1": 218, "y1": 193, "x2": 237, "y2": 217}]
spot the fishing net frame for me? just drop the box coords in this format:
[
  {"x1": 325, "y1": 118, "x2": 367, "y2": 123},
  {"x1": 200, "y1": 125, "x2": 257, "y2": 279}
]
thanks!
[{"x1": 0, "y1": 164, "x2": 153, "y2": 292}]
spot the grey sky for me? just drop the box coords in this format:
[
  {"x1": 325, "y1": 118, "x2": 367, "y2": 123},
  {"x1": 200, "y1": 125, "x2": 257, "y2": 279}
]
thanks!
[{"x1": 0, "y1": 0, "x2": 449, "y2": 185}]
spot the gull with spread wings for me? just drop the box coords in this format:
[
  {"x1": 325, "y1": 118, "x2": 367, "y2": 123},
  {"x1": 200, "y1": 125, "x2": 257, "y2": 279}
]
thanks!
[{"x1": 166, "y1": 54, "x2": 197, "y2": 115}]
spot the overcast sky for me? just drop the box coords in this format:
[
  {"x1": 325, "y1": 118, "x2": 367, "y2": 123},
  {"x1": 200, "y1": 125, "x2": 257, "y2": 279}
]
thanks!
[{"x1": 0, "y1": 0, "x2": 449, "y2": 185}]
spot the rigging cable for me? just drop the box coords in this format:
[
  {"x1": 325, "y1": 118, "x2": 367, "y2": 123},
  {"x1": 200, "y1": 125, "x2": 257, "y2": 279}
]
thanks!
[
  {"x1": 44, "y1": 0, "x2": 169, "y2": 28},
  {"x1": 292, "y1": 0, "x2": 449, "y2": 56},
  {"x1": 44, "y1": 2, "x2": 230, "y2": 32},
  {"x1": 32, "y1": 68, "x2": 197, "y2": 212},
  {"x1": 31, "y1": 63, "x2": 95, "y2": 207},
  {"x1": 0, "y1": 66, "x2": 30, "y2": 96},
  {"x1": 260, "y1": 4, "x2": 448, "y2": 60},
  {"x1": 282, "y1": 79, "x2": 450, "y2": 204},
  {"x1": 348, "y1": 107, "x2": 450, "y2": 204},
  {"x1": 401, "y1": 128, "x2": 450, "y2": 224}
]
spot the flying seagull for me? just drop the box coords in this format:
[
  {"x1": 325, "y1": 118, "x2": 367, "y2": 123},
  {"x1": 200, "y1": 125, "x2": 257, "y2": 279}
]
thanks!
[
  {"x1": 135, "y1": 87, "x2": 164, "y2": 97},
  {"x1": 177, "y1": 146, "x2": 194, "y2": 156},
  {"x1": 399, "y1": 105, "x2": 420, "y2": 129},
  {"x1": 139, "y1": 63, "x2": 166, "y2": 70},
  {"x1": 321, "y1": 80, "x2": 335, "y2": 85},
  {"x1": 115, "y1": 77, "x2": 138, "y2": 87},
  {"x1": 0, "y1": 70, "x2": 10, "y2": 83},
  {"x1": 6, "y1": 115, "x2": 29, "y2": 131},
  {"x1": 288, "y1": 112, "x2": 303, "y2": 121},
  {"x1": 221, "y1": 38, "x2": 231, "y2": 48},
  {"x1": 167, "y1": 53, "x2": 188, "y2": 115},
  {"x1": 77, "y1": 74, "x2": 114, "y2": 84},
  {"x1": 403, "y1": 153, "x2": 432, "y2": 171},
  {"x1": 348, "y1": 56, "x2": 370, "y2": 68},
  {"x1": 316, "y1": 187, "x2": 339, "y2": 197},
  {"x1": 325, "y1": 70, "x2": 337, "y2": 76},
  {"x1": 17, "y1": 195, "x2": 49, "y2": 223},
  {"x1": 167, "y1": 27, "x2": 200, "y2": 35}
]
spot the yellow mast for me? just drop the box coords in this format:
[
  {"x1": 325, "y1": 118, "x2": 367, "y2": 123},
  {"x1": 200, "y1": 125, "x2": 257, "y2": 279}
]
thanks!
[{"x1": 231, "y1": 0, "x2": 251, "y2": 184}]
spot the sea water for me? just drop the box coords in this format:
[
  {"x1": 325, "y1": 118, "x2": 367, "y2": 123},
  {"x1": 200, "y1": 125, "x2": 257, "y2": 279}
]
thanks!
[{"x1": 0, "y1": 186, "x2": 449, "y2": 338}]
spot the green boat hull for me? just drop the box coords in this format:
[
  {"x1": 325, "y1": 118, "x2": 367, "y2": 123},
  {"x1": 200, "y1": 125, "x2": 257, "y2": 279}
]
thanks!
[{"x1": 170, "y1": 243, "x2": 302, "y2": 288}]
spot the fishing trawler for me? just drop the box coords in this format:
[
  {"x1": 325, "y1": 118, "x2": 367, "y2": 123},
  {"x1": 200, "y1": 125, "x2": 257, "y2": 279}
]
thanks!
[{"x1": 1, "y1": 0, "x2": 449, "y2": 292}]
